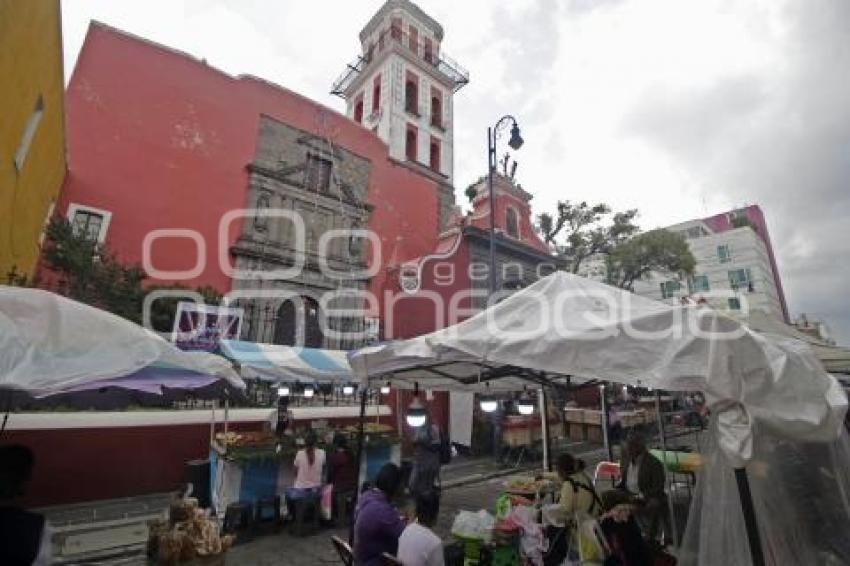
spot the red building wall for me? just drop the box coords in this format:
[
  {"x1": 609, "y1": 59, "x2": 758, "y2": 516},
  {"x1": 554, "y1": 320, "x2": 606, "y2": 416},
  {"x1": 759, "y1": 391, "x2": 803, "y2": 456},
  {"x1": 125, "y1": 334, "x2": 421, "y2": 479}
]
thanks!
[{"x1": 57, "y1": 22, "x2": 442, "y2": 308}]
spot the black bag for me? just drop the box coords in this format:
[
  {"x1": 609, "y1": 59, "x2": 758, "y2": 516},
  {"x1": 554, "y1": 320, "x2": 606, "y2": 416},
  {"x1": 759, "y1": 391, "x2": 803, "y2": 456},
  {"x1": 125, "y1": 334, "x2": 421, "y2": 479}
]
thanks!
[{"x1": 439, "y1": 437, "x2": 452, "y2": 465}]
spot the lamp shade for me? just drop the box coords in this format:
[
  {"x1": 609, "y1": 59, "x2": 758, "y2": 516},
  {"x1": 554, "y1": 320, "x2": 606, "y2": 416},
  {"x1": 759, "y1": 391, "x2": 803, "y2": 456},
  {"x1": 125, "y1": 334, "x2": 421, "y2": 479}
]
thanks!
[
  {"x1": 277, "y1": 385, "x2": 290, "y2": 397},
  {"x1": 406, "y1": 396, "x2": 427, "y2": 427},
  {"x1": 508, "y1": 123, "x2": 524, "y2": 150},
  {"x1": 480, "y1": 398, "x2": 498, "y2": 413},
  {"x1": 516, "y1": 394, "x2": 535, "y2": 415}
]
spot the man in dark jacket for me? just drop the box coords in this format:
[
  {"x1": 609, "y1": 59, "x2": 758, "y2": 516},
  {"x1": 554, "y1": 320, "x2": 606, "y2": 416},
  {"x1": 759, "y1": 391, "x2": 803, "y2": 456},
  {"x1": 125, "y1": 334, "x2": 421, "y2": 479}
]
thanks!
[
  {"x1": 615, "y1": 431, "x2": 669, "y2": 542},
  {"x1": 353, "y1": 463, "x2": 406, "y2": 566},
  {"x1": 0, "y1": 444, "x2": 51, "y2": 566}
]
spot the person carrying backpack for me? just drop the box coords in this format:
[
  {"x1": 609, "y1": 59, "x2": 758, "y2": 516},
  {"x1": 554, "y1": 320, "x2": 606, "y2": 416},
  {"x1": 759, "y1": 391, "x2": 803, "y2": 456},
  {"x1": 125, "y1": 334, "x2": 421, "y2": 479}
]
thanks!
[{"x1": 556, "y1": 453, "x2": 601, "y2": 519}]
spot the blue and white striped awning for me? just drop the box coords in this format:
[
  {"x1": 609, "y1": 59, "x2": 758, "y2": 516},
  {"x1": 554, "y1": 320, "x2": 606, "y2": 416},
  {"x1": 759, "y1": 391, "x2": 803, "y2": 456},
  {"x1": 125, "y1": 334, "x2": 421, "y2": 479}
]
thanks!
[{"x1": 219, "y1": 340, "x2": 352, "y2": 383}]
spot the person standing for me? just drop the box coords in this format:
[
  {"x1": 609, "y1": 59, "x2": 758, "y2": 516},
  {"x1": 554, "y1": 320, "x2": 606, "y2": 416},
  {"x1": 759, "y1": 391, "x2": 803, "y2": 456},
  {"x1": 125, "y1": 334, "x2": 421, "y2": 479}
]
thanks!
[
  {"x1": 0, "y1": 445, "x2": 52, "y2": 566},
  {"x1": 353, "y1": 463, "x2": 406, "y2": 566},
  {"x1": 285, "y1": 431, "x2": 325, "y2": 516},
  {"x1": 408, "y1": 421, "x2": 441, "y2": 502},
  {"x1": 398, "y1": 491, "x2": 444, "y2": 566},
  {"x1": 615, "y1": 431, "x2": 668, "y2": 542}
]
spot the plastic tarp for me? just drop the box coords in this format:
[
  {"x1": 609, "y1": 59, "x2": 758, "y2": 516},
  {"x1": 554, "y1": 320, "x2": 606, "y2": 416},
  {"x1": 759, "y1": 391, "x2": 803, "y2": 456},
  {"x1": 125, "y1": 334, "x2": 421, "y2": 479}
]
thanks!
[
  {"x1": 679, "y1": 421, "x2": 850, "y2": 566},
  {"x1": 744, "y1": 310, "x2": 850, "y2": 375},
  {"x1": 349, "y1": 272, "x2": 847, "y2": 466},
  {"x1": 0, "y1": 286, "x2": 243, "y2": 395},
  {"x1": 219, "y1": 339, "x2": 352, "y2": 383}
]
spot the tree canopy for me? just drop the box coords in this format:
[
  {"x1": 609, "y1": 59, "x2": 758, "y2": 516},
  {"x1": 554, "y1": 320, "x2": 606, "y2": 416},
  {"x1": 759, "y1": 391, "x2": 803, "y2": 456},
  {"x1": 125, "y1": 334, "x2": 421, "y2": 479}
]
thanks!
[
  {"x1": 26, "y1": 216, "x2": 221, "y2": 330},
  {"x1": 605, "y1": 228, "x2": 696, "y2": 291},
  {"x1": 537, "y1": 200, "x2": 639, "y2": 274}
]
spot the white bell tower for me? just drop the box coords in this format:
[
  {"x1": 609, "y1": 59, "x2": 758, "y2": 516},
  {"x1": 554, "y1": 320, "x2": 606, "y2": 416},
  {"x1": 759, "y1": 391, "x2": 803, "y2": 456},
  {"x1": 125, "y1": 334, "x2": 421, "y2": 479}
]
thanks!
[{"x1": 331, "y1": 0, "x2": 468, "y2": 185}]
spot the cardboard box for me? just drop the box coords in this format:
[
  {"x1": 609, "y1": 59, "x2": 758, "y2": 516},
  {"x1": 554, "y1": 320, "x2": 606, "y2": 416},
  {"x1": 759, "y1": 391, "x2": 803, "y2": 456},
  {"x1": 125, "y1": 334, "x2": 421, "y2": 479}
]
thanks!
[
  {"x1": 587, "y1": 424, "x2": 603, "y2": 442},
  {"x1": 569, "y1": 423, "x2": 586, "y2": 441},
  {"x1": 565, "y1": 409, "x2": 584, "y2": 423},
  {"x1": 583, "y1": 410, "x2": 603, "y2": 425}
]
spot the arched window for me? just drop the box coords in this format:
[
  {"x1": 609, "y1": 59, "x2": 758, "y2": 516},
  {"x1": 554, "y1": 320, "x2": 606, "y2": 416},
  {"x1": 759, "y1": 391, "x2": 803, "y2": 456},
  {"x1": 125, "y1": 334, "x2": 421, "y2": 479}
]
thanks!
[
  {"x1": 505, "y1": 207, "x2": 519, "y2": 238},
  {"x1": 274, "y1": 296, "x2": 323, "y2": 348},
  {"x1": 406, "y1": 125, "x2": 418, "y2": 161},
  {"x1": 353, "y1": 97, "x2": 364, "y2": 123},
  {"x1": 405, "y1": 79, "x2": 418, "y2": 114},
  {"x1": 431, "y1": 96, "x2": 441, "y2": 128}
]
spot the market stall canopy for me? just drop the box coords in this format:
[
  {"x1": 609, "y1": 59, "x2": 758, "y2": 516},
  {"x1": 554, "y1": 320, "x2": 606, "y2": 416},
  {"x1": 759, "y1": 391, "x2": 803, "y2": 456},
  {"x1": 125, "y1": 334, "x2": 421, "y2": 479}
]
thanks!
[
  {"x1": 350, "y1": 272, "x2": 847, "y2": 465},
  {"x1": 220, "y1": 340, "x2": 353, "y2": 383},
  {"x1": 744, "y1": 309, "x2": 850, "y2": 374},
  {"x1": 0, "y1": 286, "x2": 243, "y2": 395}
]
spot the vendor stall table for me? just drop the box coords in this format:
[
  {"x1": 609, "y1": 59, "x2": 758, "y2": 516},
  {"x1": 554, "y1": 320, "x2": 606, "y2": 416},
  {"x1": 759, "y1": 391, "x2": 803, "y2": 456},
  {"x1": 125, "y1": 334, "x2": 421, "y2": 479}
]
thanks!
[{"x1": 210, "y1": 435, "x2": 400, "y2": 518}]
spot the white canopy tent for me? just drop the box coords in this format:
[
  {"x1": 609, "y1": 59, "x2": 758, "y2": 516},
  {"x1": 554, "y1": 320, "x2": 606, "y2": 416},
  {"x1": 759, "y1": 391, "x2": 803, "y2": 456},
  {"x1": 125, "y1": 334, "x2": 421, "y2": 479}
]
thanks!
[
  {"x1": 0, "y1": 286, "x2": 243, "y2": 396},
  {"x1": 350, "y1": 272, "x2": 849, "y2": 565}
]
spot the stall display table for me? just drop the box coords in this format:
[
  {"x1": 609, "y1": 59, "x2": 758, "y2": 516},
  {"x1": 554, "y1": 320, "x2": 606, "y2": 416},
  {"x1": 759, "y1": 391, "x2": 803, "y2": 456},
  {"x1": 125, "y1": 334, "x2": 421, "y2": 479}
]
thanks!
[
  {"x1": 650, "y1": 449, "x2": 703, "y2": 474},
  {"x1": 501, "y1": 415, "x2": 563, "y2": 447},
  {"x1": 210, "y1": 432, "x2": 401, "y2": 517},
  {"x1": 564, "y1": 408, "x2": 653, "y2": 442}
]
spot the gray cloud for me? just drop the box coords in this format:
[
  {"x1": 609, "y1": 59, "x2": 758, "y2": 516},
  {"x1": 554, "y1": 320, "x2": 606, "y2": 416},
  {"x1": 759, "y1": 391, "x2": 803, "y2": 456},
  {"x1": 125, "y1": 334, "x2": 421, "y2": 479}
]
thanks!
[{"x1": 619, "y1": 0, "x2": 850, "y2": 343}]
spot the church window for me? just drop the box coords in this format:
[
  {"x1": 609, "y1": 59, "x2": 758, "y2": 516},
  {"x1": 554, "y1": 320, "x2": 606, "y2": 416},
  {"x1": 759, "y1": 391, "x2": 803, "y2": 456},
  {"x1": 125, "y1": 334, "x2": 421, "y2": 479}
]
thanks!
[
  {"x1": 406, "y1": 124, "x2": 418, "y2": 162},
  {"x1": 305, "y1": 154, "x2": 332, "y2": 193},
  {"x1": 505, "y1": 207, "x2": 519, "y2": 238}
]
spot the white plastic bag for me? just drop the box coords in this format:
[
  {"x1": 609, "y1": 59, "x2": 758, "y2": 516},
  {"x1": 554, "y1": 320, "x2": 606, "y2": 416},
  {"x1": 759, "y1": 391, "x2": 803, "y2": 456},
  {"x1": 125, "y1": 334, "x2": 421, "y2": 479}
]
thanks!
[{"x1": 450, "y1": 509, "x2": 495, "y2": 542}]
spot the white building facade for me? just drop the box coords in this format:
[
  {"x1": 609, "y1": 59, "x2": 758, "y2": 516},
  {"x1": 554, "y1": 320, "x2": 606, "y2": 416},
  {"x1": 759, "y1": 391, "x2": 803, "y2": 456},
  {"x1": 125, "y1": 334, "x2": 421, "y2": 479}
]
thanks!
[
  {"x1": 578, "y1": 209, "x2": 788, "y2": 322},
  {"x1": 331, "y1": 0, "x2": 468, "y2": 184},
  {"x1": 632, "y1": 219, "x2": 785, "y2": 321}
]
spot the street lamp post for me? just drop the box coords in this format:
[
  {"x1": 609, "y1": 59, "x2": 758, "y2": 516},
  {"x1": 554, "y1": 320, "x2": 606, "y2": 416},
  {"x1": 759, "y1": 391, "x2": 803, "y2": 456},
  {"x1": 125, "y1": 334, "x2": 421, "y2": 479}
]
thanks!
[
  {"x1": 486, "y1": 116, "x2": 523, "y2": 463},
  {"x1": 487, "y1": 116, "x2": 524, "y2": 296}
]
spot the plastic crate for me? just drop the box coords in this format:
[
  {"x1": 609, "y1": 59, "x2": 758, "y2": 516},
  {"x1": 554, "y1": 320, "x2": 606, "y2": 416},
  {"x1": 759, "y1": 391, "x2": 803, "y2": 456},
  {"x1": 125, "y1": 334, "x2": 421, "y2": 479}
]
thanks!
[
  {"x1": 491, "y1": 545, "x2": 519, "y2": 566},
  {"x1": 453, "y1": 534, "x2": 484, "y2": 566}
]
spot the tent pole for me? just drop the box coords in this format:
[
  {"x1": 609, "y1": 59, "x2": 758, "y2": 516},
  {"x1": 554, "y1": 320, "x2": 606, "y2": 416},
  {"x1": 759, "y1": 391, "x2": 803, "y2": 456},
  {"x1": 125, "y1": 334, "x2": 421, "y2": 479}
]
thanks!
[
  {"x1": 735, "y1": 467, "x2": 766, "y2": 566},
  {"x1": 350, "y1": 387, "x2": 369, "y2": 544},
  {"x1": 538, "y1": 387, "x2": 551, "y2": 472},
  {"x1": 655, "y1": 390, "x2": 679, "y2": 546},
  {"x1": 600, "y1": 384, "x2": 613, "y2": 462}
]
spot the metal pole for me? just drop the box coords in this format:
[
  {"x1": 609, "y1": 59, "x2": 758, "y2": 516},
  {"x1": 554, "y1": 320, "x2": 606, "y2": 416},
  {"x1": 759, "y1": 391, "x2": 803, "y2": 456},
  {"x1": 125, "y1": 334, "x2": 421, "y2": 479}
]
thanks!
[
  {"x1": 655, "y1": 390, "x2": 679, "y2": 546},
  {"x1": 487, "y1": 126, "x2": 497, "y2": 296},
  {"x1": 600, "y1": 384, "x2": 613, "y2": 462},
  {"x1": 735, "y1": 467, "x2": 766, "y2": 566},
  {"x1": 349, "y1": 387, "x2": 369, "y2": 544},
  {"x1": 538, "y1": 387, "x2": 551, "y2": 471}
]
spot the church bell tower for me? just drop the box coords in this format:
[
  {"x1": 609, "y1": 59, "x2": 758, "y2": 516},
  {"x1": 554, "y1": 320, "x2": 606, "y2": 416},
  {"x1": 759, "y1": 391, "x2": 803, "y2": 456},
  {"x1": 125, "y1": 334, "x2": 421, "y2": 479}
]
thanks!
[{"x1": 331, "y1": 0, "x2": 468, "y2": 186}]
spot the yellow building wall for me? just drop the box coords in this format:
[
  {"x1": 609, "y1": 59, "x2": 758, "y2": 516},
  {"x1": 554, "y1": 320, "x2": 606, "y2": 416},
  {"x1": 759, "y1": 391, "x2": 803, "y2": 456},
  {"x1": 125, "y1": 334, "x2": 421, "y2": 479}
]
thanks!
[{"x1": 0, "y1": 0, "x2": 66, "y2": 280}]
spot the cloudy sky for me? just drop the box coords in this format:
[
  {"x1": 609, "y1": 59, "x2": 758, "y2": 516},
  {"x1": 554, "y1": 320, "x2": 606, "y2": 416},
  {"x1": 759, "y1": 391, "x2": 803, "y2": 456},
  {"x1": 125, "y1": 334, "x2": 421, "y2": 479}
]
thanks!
[{"x1": 61, "y1": 0, "x2": 850, "y2": 343}]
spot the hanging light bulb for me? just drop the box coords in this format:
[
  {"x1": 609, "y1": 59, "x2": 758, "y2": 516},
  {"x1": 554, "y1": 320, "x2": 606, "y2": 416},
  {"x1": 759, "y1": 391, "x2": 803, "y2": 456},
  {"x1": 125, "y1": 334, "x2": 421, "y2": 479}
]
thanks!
[
  {"x1": 343, "y1": 384, "x2": 355, "y2": 396},
  {"x1": 380, "y1": 382, "x2": 391, "y2": 395},
  {"x1": 479, "y1": 382, "x2": 497, "y2": 413},
  {"x1": 277, "y1": 385, "x2": 290, "y2": 397},
  {"x1": 406, "y1": 382, "x2": 427, "y2": 427},
  {"x1": 516, "y1": 389, "x2": 535, "y2": 415},
  {"x1": 303, "y1": 385, "x2": 315, "y2": 398}
]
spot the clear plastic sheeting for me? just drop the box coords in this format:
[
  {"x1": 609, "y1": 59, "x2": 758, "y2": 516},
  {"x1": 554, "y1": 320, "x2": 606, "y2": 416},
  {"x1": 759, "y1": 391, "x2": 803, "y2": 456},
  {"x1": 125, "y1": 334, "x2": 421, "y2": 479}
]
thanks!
[
  {"x1": 679, "y1": 422, "x2": 850, "y2": 566},
  {"x1": 350, "y1": 272, "x2": 847, "y2": 465},
  {"x1": 0, "y1": 286, "x2": 243, "y2": 394}
]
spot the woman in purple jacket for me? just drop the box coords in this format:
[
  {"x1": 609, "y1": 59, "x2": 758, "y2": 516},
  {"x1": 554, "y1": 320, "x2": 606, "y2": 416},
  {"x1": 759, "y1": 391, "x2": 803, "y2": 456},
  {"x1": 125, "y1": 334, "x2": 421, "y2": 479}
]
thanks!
[{"x1": 353, "y1": 463, "x2": 406, "y2": 566}]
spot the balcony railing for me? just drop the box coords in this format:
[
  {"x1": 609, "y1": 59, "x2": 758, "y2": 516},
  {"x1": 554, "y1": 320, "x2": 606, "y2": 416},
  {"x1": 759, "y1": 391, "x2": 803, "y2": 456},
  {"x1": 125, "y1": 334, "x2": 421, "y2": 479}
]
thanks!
[{"x1": 331, "y1": 27, "x2": 470, "y2": 97}]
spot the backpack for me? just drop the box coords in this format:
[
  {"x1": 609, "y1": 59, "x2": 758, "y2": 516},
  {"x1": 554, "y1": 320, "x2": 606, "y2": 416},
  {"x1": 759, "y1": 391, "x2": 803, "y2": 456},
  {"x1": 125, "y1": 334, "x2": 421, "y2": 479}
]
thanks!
[{"x1": 564, "y1": 475, "x2": 602, "y2": 515}]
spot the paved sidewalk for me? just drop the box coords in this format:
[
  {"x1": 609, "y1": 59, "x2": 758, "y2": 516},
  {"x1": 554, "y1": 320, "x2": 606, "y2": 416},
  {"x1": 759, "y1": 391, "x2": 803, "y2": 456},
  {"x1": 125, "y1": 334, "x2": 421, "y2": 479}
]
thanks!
[{"x1": 41, "y1": 434, "x2": 700, "y2": 564}]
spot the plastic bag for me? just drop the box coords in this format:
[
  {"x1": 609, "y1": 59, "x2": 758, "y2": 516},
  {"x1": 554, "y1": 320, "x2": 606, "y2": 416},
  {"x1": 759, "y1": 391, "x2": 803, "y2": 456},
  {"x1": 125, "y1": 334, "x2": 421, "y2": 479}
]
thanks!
[
  {"x1": 451, "y1": 509, "x2": 495, "y2": 542},
  {"x1": 320, "y1": 484, "x2": 333, "y2": 521}
]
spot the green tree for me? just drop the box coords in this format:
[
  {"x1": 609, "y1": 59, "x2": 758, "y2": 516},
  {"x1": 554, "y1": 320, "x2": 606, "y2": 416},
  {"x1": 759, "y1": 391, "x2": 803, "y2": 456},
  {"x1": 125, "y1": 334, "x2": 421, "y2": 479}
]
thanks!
[
  {"x1": 537, "y1": 201, "x2": 639, "y2": 273},
  {"x1": 40, "y1": 216, "x2": 220, "y2": 327},
  {"x1": 605, "y1": 229, "x2": 696, "y2": 291}
]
